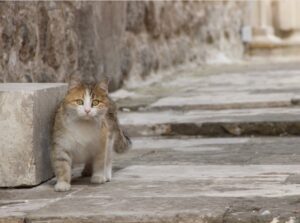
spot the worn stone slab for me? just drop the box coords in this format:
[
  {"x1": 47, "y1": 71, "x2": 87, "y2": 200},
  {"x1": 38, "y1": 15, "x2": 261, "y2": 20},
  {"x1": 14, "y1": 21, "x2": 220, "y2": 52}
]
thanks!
[
  {"x1": 114, "y1": 137, "x2": 300, "y2": 167},
  {"x1": 119, "y1": 107, "x2": 300, "y2": 136},
  {"x1": 120, "y1": 107, "x2": 300, "y2": 126},
  {"x1": 19, "y1": 164, "x2": 300, "y2": 222},
  {"x1": 112, "y1": 63, "x2": 300, "y2": 111},
  {"x1": 23, "y1": 196, "x2": 300, "y2": 223},
  {"x1": 0, "y1": 182, "x2": 84, "y2": 222},
  {"x1": 1, "y1": 137, "x2": 300, "y2": 222},
  {"x1": 27, "y1": 196, "x2": 228, "y2": 223},
  {"x1": 149, "y1": 93, "x2": 295, "y2": 111},
  {"x1": 0, "y1": 83, "x2": 67, "y2": 187},
  {"x1": 114, "y1": 165, "x2": 300, "y2": 197}
]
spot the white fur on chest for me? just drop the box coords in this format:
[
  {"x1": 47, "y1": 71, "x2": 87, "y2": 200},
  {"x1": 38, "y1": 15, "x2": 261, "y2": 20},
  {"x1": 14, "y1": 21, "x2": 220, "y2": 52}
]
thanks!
[
  {"x1": 68, "y1": 121, "x2": 99, "y2": 144},
  {"x1": 61, "y1": 119, "x2": 102, "y2": 162}
]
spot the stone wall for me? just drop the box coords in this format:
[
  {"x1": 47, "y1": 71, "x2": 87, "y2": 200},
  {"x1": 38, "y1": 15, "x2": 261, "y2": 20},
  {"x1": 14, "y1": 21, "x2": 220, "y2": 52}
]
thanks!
[
  {"x1": 123, "y1": 1, "x2": 247, "y2": 86},
  {"x1": 0, "y1": 1, "x2": 247, "y2": 91},
  {"x1": 0, "y1": 1, "x2": 126, "y2": 90}
]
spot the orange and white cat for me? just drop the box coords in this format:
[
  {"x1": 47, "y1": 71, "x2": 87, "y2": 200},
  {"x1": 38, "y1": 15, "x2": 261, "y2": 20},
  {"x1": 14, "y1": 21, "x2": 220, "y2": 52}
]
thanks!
[{"x1": 51, "y1": 79, "x2": 131, "y2": 192}]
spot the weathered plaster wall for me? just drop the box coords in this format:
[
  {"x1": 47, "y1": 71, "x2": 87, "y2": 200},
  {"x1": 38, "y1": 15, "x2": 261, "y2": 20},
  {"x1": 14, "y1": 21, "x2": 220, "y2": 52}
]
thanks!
[{"x1": 0, "y1": 1, "x2": 247, "y2": 91}]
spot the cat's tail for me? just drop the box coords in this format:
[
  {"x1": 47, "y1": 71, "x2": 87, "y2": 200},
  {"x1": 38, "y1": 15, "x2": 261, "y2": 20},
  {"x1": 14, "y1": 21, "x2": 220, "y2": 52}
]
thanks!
[
  {"x1": 113, "y1": 127, "x2": 132, "y2": 153},
  {"x1": 107, "y1": 97, "x2": 132, "y2": 153}
]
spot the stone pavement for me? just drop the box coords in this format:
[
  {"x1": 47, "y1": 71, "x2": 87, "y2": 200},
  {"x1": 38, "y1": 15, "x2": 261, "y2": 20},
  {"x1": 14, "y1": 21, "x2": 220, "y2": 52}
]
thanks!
[{"x1": 2, "y1": 62, "x2": 300, "y2": 223}]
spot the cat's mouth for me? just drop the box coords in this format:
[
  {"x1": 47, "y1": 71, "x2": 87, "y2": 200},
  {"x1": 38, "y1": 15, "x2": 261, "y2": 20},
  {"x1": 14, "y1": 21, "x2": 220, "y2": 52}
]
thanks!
[{"x1": 81, "y1": 114, "x2": 93, "y2": 120}]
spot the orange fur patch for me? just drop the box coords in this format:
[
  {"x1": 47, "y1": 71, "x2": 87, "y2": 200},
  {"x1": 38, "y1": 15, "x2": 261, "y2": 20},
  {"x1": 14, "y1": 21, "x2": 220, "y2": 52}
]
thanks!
[
  {"x1": 63, "y1": 84, "x2": 109, "y2": 107},
  {"x1": 64, "y1": 85, "x2": 86, "y2": 105}
]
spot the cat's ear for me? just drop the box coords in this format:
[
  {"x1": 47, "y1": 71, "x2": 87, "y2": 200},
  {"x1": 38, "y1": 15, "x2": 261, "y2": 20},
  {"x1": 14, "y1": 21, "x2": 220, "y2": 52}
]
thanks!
[
  {"x1": 98, "y1": 78, "x2": 110, "y2": 94},
  {"x1": 68, "y1": 75, "x2": 81, "y2": 90}
]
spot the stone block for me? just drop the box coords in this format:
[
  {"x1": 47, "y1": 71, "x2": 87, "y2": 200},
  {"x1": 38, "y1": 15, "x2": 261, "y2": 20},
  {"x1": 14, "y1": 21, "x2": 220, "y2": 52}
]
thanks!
[{"x1": 0, "y1": 83, "x2": 68, "y2": 187}]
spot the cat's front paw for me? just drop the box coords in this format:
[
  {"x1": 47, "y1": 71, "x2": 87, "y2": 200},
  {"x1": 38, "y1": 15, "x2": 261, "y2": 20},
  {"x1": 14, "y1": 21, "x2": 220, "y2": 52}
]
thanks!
[
  {"x1": 91, "y1": 175, "x2": 107, "y2": 184},
  {"x1": 54, "y1": 181, "x2": 71, "y2": 192}
]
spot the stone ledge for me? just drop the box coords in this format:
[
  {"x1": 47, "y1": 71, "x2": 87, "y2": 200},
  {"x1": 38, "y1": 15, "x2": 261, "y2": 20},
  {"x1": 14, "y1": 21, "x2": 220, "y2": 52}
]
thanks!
[
  {"x1": 119, "y1": 107, "x2": 300, "y2": 137},
  {"x1": 0, "y1": 83, "x2": 67, "y2": 187}
]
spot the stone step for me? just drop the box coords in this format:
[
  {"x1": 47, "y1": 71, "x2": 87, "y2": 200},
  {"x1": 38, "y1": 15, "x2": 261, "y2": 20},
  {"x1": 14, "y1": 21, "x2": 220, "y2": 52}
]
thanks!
[
  {"x1": 114, "y1": 63, "x2": 300, "y2": 138},
  {"x1": 113, "y1": 63, "x2": 300, "y2": 112},
  {"x1": 146, "y1": 92, "x2": 300, "y2": 112},
  {"x1": 2, "y1": 136, "x2": 300, "y2": 222},
  {"x1": 117, "y1": 91, "x2": 300, "y2": 112},
  {"x1": 120, "y1": 107, "x2": 300, "y2": 137},
  {"x1": 114, "y1": 136, "x2": 300, "y2": 166},
  {"x1": 0, "y1": 83, "x2": 67, "y2": 187},
  {"x1": 248, "y1": 39, "x2": 300, "y2": 58}
]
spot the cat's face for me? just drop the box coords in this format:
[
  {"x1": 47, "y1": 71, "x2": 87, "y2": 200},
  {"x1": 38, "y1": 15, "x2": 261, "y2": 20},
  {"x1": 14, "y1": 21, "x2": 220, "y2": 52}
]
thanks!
[{"x1": 63, "y1": 81, "x2": 109, "y2": 121}]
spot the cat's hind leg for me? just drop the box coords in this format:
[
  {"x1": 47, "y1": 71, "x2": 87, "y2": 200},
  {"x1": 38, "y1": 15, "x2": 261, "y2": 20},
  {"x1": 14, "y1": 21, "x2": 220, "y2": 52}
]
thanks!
[
  {"x1": 105, "y1": 133, "x2": 114, "y2": 182},
  {"x1": 105, "y1": 149, "x2": 112, "y2": 182}
]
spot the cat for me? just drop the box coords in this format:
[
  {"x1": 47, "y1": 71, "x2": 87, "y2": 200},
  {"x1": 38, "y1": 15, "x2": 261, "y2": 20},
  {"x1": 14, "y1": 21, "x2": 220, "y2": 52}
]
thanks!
[{"x1": 51, "y1": 78, "x2": 131, "y2": 192}]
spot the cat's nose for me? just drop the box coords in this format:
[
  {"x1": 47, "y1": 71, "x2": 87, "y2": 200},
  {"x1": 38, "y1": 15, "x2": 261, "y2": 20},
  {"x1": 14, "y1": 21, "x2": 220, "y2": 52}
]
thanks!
[{"x1": 85, "y1": 108, "x2": 91, "y2": 114}]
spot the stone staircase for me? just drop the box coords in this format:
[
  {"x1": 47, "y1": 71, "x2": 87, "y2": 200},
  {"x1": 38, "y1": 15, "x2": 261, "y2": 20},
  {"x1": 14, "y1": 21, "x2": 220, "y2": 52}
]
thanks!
[
  {"x1": 2, "y1": 62, "x2": 300, "y2": 223},
  {"x1": 119, "y1": 62, "x2": 300, "y2": 138}
]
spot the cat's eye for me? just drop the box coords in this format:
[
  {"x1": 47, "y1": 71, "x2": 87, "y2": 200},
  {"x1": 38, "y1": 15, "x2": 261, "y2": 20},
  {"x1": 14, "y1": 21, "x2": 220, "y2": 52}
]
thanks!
[
  {"x1": 76, "y1": 99, "x2": 84, "y2": 105},
  {"x1": 92, "y1": 100, "x2": 100, "y2": 106}
]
